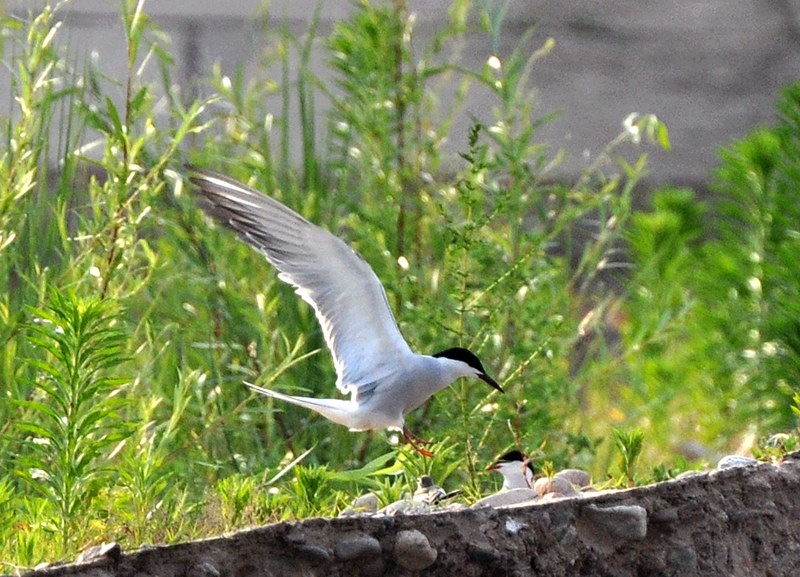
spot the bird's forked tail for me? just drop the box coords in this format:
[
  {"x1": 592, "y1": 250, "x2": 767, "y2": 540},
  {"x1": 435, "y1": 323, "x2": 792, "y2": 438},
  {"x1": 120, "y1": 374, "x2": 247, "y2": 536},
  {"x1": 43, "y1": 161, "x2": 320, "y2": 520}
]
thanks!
[{"x1": 244, "y1": 382, "x2": 359, "y2": 430}]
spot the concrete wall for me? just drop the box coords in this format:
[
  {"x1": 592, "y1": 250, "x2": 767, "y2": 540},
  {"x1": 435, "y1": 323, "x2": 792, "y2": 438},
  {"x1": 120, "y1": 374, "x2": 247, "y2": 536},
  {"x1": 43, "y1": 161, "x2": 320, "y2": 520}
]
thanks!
[{"x1": 5, "y1": 0, "x2": 800, "y2": 185}]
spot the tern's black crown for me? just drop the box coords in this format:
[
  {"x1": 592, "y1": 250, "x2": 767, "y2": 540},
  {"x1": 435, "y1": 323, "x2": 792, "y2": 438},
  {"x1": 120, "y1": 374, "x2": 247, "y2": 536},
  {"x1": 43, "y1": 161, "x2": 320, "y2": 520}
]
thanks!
[
  {"x1": 433, "y1": 346, "x2": 503, "y2": 393},
  {"x1": 497, "y1": 450, "x2": 526, "y2": 464},
  {"x1": 432, "y1": 346, "x2": 486, "y2": 373}
]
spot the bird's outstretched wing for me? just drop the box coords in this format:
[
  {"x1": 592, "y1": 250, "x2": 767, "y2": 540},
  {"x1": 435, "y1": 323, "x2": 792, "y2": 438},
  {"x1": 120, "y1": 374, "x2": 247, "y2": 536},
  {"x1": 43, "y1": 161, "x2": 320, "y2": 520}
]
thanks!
[{"x1": 186, "y1": 167, "x2": 413, "y2": 394}]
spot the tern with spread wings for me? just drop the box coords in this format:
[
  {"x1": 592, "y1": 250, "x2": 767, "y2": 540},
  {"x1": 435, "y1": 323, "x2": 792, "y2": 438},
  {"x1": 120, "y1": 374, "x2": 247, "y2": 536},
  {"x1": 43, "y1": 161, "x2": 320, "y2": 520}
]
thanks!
[{"x1": 186, "y1": 167, "x2": 502, "y2": 455}]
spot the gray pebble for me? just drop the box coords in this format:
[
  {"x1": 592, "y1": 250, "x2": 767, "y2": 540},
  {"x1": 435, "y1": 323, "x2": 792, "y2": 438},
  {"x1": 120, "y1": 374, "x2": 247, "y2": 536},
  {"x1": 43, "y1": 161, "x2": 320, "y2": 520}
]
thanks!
[
  {"x1": 394, "y1": 529, "x2": 438, "y2": 571},
  {"x1": 533, "y1": 476, "x2": 579, "y2": 497},
  {"x1": 554, "y1": 469, "x2": 591, "y2": 488},
  {"x1": 582, "y1": 504, "x2": 647, "y2": 540},
  {"x1": 77, "y1": 542, "x2": 121, "y2": 564},
  {"x1": 351, "y1": 492, "x2": 380, "y2": 513},
  {"x1": 334, "y1": 535, "x2": 382, "y2": 561},
  {"x1": 717, "y1": 455, "x2": 759, "y2": 470},
  {"x1": 295, "y1": 544, "x2": 331, "y2": 563}
]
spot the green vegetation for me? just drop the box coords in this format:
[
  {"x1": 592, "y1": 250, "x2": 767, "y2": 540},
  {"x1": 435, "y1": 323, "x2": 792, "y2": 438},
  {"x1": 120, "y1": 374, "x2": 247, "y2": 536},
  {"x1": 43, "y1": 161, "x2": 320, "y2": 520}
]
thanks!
[
  {"x1": 612, "y1": 427, "x2": 646, "y2": 488},
  {"x1": 1, "y1": 0, "x2": 799, "y2": 569}
]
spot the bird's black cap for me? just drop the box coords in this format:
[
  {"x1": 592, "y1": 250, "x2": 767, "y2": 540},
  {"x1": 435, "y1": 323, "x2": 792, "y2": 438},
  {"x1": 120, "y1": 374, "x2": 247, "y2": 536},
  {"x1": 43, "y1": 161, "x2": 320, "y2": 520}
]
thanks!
[
  {"x1": 488, "y1": 449, "x2": 534, "y2": 473},
  {"x1": 496, "y1": 450, "x2": 526, "y2": 464},
  {"x1": 432, "y1": 347, "x2": 503, "y2": 393}
]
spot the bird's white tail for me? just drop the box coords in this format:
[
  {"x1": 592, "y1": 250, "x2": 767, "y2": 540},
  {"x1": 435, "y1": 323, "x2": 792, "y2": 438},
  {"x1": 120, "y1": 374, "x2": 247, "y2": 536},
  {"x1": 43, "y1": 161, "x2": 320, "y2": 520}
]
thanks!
[{"x1": 244, "y1": 382, "x2": 358, "y2": 429}]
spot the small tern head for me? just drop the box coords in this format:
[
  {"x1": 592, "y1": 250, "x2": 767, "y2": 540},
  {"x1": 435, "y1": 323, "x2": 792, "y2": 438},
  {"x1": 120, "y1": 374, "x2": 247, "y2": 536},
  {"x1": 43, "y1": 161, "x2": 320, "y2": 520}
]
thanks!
[
  {"x1": 488, "y1": 450, "x2": 535, "y2": 490},
  {"x1": 417, "y1": 475, "x2": 436, "y2": 489},
  {"x1": 412, "y1": 475, "x2": 462, "y2": 504},
  {"x1": 413, "y1": 475, "x2": 447, "y2": 504},
  {"x1": 432, "y1": 347, "x2": 503, "y2": 393}
]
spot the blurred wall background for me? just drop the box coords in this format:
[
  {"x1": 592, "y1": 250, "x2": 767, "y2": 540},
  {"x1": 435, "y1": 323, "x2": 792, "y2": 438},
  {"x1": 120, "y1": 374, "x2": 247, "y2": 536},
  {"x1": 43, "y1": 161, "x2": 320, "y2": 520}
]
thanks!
[{"x1": 5, "y1": 0, "x2": 800, "y2": 186}]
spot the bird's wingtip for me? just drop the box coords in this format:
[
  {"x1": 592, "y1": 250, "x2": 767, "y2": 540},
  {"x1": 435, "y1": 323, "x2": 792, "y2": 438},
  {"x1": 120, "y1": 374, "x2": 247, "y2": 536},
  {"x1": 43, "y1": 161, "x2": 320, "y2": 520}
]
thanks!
[{"x1": 243, "y1": 381, "x2": 273, "y2": 396}]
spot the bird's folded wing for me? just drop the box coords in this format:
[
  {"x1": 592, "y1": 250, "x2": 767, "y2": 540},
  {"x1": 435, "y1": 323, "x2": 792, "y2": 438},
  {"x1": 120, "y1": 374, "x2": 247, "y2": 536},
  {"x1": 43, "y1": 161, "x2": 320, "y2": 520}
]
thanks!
[{"x1": 187, "y1": 167, "x2": 413, "y2": 392}]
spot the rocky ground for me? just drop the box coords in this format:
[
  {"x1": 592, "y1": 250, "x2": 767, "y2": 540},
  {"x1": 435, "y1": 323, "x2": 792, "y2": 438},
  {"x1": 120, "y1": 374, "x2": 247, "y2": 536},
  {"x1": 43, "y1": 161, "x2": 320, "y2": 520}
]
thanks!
[{"x1": 21, "y1": 452, "x2": 800, "y2": 577}]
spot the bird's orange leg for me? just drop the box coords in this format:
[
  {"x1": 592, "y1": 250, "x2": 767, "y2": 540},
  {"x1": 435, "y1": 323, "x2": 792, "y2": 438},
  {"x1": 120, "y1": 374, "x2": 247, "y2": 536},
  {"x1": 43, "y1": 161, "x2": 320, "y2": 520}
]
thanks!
[{"x1": 403, "y1": 426, "x2": 434, "y2": 457}]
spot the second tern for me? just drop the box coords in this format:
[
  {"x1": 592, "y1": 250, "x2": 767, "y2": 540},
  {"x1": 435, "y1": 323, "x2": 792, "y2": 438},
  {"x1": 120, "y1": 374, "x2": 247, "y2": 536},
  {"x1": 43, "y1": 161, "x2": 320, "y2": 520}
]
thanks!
[{"x1": 488, "y1": 450, "x2": 535, "y2": 490}]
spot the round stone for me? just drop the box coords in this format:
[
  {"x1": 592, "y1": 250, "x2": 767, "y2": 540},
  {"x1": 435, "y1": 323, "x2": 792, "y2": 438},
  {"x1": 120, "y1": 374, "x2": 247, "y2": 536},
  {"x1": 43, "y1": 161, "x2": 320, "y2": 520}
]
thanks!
[
  {"x1": 352, "y1": 492, "x2": 380, "y2": 513},
  {"x1": 394, "y1": 529, "x2": 437, "y2": 571},
  {"x1": 334, "y1": 536, "x2": 382, "y2": 561},
  {"x1": 534, "y1": 476, "x2": 578, "y2": 497},
  {"x1": 583, "y1": 504, "x2": 648, "y2": 540},
  {"x1": 717, "y1": 455, "x2": 759, "y2": 470},
  {"x1": 554, "y1": 469, "x2": 591, "y2": 488}
]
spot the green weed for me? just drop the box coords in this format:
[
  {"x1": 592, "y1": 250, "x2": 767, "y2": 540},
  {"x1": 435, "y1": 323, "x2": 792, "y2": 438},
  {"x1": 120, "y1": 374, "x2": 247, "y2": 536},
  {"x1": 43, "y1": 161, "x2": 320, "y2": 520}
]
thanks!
[
  {"x1": 612, "y1": 427, "x2": 645, "y2": 488},
  {"x1": 15, "y1": 290, "x2": 132, "y2": 555}
]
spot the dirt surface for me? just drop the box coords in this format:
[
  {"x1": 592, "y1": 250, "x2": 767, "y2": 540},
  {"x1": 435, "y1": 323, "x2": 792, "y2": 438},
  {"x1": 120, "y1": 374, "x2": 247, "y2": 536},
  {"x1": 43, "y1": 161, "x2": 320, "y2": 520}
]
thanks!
[{"x1": 23, "y1": 452, "x2": 800, "y2": 577}]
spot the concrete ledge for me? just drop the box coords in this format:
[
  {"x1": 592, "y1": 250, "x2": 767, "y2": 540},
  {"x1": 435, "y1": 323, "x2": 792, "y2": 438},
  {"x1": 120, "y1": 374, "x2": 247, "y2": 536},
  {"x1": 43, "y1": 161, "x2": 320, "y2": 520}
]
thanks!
[{"x1": 22, "y1": 452, "x2": 800, "y2": 577}]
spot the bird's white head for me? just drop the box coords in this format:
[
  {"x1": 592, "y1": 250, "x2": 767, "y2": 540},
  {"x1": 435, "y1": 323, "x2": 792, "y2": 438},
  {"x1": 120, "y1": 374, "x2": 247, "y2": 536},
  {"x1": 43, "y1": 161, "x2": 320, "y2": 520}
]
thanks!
[{"x1": 488, "y1": 450, "x2": 535, "y2": 490}]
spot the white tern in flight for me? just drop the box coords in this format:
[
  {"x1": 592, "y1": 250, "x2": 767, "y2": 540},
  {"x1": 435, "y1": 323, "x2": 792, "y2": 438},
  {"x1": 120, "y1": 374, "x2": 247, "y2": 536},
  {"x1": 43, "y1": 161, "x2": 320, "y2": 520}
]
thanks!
[{"x1": 186, "y1": 167, "x2": 502, "y2": 455}]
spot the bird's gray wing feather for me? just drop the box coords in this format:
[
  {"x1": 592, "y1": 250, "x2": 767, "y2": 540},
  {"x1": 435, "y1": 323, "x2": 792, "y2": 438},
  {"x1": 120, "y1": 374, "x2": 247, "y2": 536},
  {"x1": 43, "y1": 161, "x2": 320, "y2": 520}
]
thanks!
[{"x1": 187, "y1": 167, "x2": 412, "y2": 393}]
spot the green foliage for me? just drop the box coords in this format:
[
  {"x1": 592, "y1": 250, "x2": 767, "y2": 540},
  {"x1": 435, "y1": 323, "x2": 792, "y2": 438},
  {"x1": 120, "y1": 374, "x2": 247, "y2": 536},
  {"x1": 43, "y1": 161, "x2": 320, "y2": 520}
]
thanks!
[
  {"x1": 691, "y1": 82, "x2": 800, "y2": 437},
  {"x1": 15, "y1": 290, "x2": 132, "y2": 552},
  {"x1": 0, "y1": 0, "x2": 209, "y2": 565},
  {"x1": 594, "y1": 83, "x2": 800, "y2": 471},
  {"x1": 2, "y1": 0, "x2": 797, "y2": 570},
  {"x1": 794, "y1": 391, "x2": 800, "y2": 423},
  {"x1": 612, "y1": 427, "x2": 645, "y2": 487},
  {"x1": 753, "y1": 432, "x2": 799, "y2": 463},
  {"x1": 604, "y1": 187, "x2": 705, "y2": 463}
]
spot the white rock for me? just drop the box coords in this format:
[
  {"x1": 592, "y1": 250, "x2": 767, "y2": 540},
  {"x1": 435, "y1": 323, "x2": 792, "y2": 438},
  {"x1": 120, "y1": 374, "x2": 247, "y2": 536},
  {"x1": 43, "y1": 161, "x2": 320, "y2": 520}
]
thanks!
[
  {"x1": 505, "y1": 518, "x2": 527, "y2": 535},
  {"x1": 77, "y1": 542, "x2": 121, "y2": 564},
  {"x1": 351, "y1": 492, "x2": 380, "y2": 513},
  {"x1": 534, "y1": 476, "x2": 579, "y2": 497},
  {"x1": 554, "y1": 468, "x2": 591, "y2": 488},
  {"x1": 582, "y1": 504, "x2": 647, "y2": 540},
  {"x1": 717, "y1": 455, "x2": 759, "y2": 470},
  {"x1": 394, "y1": 529, "x2": 437, "y2": 571}
]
